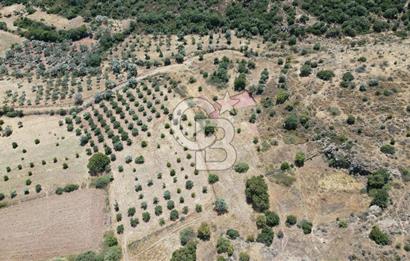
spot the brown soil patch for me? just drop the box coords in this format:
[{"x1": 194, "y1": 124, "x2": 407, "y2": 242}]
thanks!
[{"x1": 0, "y1": 189, "x2": 109, "y2": 261}]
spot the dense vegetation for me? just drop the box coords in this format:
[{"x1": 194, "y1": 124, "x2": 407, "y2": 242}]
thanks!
[
  {"x1": 6, "y1": 0, "x2": 410, "y2": 41},
  {"x1": 14, "y1": 17, "x2": 88, "y2": 42}
]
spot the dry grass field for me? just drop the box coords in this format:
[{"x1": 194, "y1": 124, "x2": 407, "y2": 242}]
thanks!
[{"x1": 0, "y1": 189, "x2": 108, "y2": 261}]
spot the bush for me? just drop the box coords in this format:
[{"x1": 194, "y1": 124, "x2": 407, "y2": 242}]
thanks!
[
  {"x1": 234, "y1": 162, "x2": 249, "y2": 173},
  {"x1": 298, "y1": 219, "x2": 313, "y2": 234},
  {"x1": 116, "y1": 225, "x2": 124, "y2": 234},
  {"x1": 346, "y1": 115, "x2": 355, "y2": 125},
  {"x1": 316, "y1": 70, "x2": 335, "y2": 81},
  {"x1": 64, "y1": 184, "x2": 79, "y2": 193},
  {"x1": 56, "y1": 187, "x2": 64, "y2": 195},
  {"x1": 208, "y1": 173, "x2": 219, "y2": 184},
  {"x1": 299, "y1": 64, "x2": 312, "y2": 77},
  {"x1": 371, "y1": 189, "x2": 390, "y2": 209},
  {"x1": 0, "y1": 193, "x2": 4, "y2": 201},
  {"x1": 265, "y1": 211, "x2": 280, "y2": 227},
  {"x1": 170, "y1": 209, "x2": 179, "y2": 221},
  {"x1": 234, "y1": 73, "x2": 247, "y2": 91},
  {"x1": 135, "y1": 155, "x2": 145, "y2": 164},
  {"x1": 128, "y1": 207, "x2": 136, "y2": 217},
  {"x1": 283, "y1": 114, "x2": 298, "y2": 130},
  {"x1": 380, "y1": 144, "x2": 395, "y2": 155},
  {"x1": 87, "y1": 153, "x2": 110, "y2": 175},
  {"x1": 171, "y1": 241, "x2": 197, "y2": 261},
  {"x1": 75, "y1": 251, "x2": 99, "y2": 261},
  {"x1": 245, "y1": 176, "x2": 269, "y2": 212},
  {"x1": 369, "y1": 226, "x2": 390, "y2": 245},
  {"x1": 286, "y1": 215, "x2": 297, "y2": 226},
  {"x1": 197, "y1": 222, "x2": 211, "y2": 241},
  {"x1": 276, "y1": 89, "x2": 289, "y2": 104},
  {"x1": 142, "y1": 211, "x2": 151, "y2": 222},
  {"x1": 239, "y1": 252, "x2": 250, "y2": 261},
  {"x1": 180, "y1": 227, "x2": 196, "y2": 245},
  {"x1": 256, "y1": 227, "x2": 274, "y2": 246},
  {"x1": 214, "y1": 198, "x2": 228, "y2": 215},
  {"x1": 294, "y1": 152, "x2": 305, "y2": 167},
  {"x1": 216, "y1": 237, "x2": 234, "y2": 256},
  {"x1": 226, "y1": 229, "x2": 240, "y2": 240},
  {"x1": 94, "y1": 175, "x2": 112, "y2": 189},
  {"x1": 35, "y1": 184, "x2": 42, "y2": 193}
]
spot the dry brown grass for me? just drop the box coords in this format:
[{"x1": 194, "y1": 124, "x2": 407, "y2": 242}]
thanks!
[{"x1": 0, "y1": 189, "x2": 109, "y2": 261}]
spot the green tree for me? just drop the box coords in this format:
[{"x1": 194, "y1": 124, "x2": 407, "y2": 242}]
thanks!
[
  {"x1": 245, "y1": 176, "x2": 269, "y2": 212},
  {"x1": 197, "y1": 222, "x2": 211, "y2": 241},
  {"x1": 294, "y1": 152, "x2": 305, "y2": 167},
  {"x1": 87, "y1": 153, "x2": 110, "y2": 175},
  {"x1": 256, "y1": 227, "x2": 274, "y2": 246},
  {"x1": 180, "y1": 227, "x2": 196, "y2": 246},
  {"x1": 214, "y1": 198, "x2": 228, "y2": 215},
  {"x1": 369, "y1": 226, "x2": 390, "y2": 245},
  {"x1": 265, "y1": 211, "x2": 280, "y2": 227},
  {"x1": 216, "y1": 237, "x2": 234, "y2": 256},
  {"x1": 234, "y1": 162, "x2": 249, "y2": 173},
  {"x1": 171, "y1": 241, "x2": 197, "y2": 261},
  {"x1": 234, "y1": 73, "x2": 247, "y2": 91}
]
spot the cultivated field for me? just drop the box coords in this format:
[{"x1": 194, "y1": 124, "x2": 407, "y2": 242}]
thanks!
[{"x1": 0, "y1": 189, "x2": 109, "y2": 261}]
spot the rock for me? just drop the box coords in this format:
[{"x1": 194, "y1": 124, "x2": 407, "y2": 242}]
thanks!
[{"x1": 369, "y1": 205, "x2": 382, "y2": 216}]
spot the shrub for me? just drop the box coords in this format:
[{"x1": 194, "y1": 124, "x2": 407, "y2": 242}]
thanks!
[
  {"x1": 283, "y1": 114, "x2": 298, "y2": 130},
  {"x1": 294, "y1": 152, "x2": 305, "y2": 167},
  {"x1": 128, "y1": 207, "x2": 136, "y2": 217},
  {"x1": 380, "y1": 144, "x2": 395, "y2": 155},
  {"x1": 245, "y1": 176, "x2": 269, "y2": 212},
  {"x1": 276, "y1": 89, "x2": 289, "y2": 104},
  {"x1": 64, "y1": 184, "x2": 79, "y2": 193},
  {"x1": 142, "y1": 211, "x2": 151, "y2": 222},
  {"x1": 256, "y1": 215, "x2": 267, "y2": 229},
  {"x1": 369, "y1": 226, "x2": 390, "y2": 245},
  {"x1": 155, "y1": 205, "x2": 163, "y2": 216},
  {"x1": 56, "y1": 187, "x2": 64, "y2": 195},
  {"x1": 167, "y1": 200, "x2": 175, "y2": 210},
  {"x1": 171, "y1": 241, "x2": 197, "y2": 261},
  {"x1": 234, "y1": 162, "x2": 249, "y2": 173},
  {"x1": 135, "y1": 155, "x2": 145, "y2": 164},
  {"x1": 239, "y1": 252, "x2": 250, "y2": 261},
  {"x1": 75, "y1": 251, "x2": 99, "y2": 261},
  {"x1": 226, "y1": 229, "x2": 240, "y2": 240},
  {"x1": 346, "y1": 115, "x2": 355, "y2": 125},
  {"x1": 185, "y1": 180, "x2": 194, "y2": 190},
  {"x1": 256, "y1": 227, "x2": 274, "y2": 246},
  {"x1": 371, "y1": 189, "x2": 390, "y2": 209},
  {"x1": 298, "y1": 219, "x2": 313, "y2": 234},
  {"x1": 265, "y1": 211, "x2": 280, "y2": 227},
  {"x1": 170, "y1": 209, "x2": 179, "y2": 221},
  {"x1": 94, "y1": 175, "x2": 112, "y2": 189},
  {"x1": 299, "y1": 64, "x2": 312, "y2": 77},
  {"x1": 116, "y1": 225, "x2": 124, "y2": 234},
  {"x1": 216, "y1": 237, "x2": 234, "y2": 256},
  {"x1": 208, "y1": 173, "x2": 219, "y2": 184},
  {"x1": 197, "y1": 222, "x2": 211, "y2": 241},
  {"x1": 180, "y1": 227, "x2": 196, "y2": 246},
  {"x1": 130, "y1": 218, "x2": 139, "y2": 227},
  {"x1": 0, "y1": 193, "x2": 4, "y2": 201},
  {"x1": 87, "y1": 153, "x2": 110, "y2": 175},
  {"x1": 234, "y1": 73, "x2": 247, "y2": 91},
  {"x1": 214, "y1": 198, "x2": 228, "y2": 215},
  {"x1": 286, "y1": 215, "x2": 297, "y2": 226},
  {"x1": 316, "y1": 70, "x2": 335, "y2": 81},
  {"x1": 35, "y1": 184, "x2": 42, "y2": 193}
]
